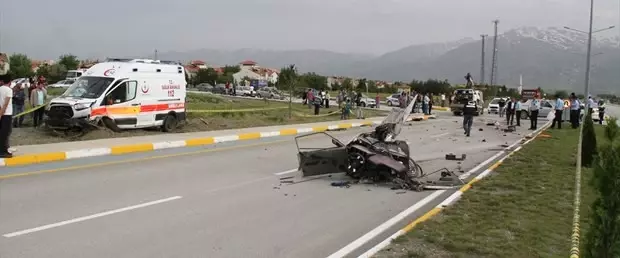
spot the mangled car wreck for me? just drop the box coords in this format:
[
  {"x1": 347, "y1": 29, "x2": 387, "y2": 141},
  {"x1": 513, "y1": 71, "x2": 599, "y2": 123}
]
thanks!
[{"x1": 295, "y1": 96, "x2": 464, "y2": 191}]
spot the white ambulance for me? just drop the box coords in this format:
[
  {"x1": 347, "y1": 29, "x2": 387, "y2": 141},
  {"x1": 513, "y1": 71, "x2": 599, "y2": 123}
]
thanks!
[{"x1": 45, "y1": 58, "x2": 187, "y2": 132}]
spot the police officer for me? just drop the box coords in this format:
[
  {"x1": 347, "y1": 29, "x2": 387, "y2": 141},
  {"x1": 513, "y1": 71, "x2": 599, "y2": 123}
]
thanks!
[
  {"x1": 598, "y1": 100, "x2": 606, "y2": 125},
  {"x1": 462, "y1": 99, "x2": 478, "y2": 137},
  {"x1": 529, "y1": 98, "x2": 540, "y2": 130}
]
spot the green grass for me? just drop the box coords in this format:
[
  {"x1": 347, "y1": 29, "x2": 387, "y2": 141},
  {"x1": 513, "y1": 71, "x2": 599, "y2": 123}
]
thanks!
[{"x1": 375, "y1": 126, "x2": 609, "y2": 258}]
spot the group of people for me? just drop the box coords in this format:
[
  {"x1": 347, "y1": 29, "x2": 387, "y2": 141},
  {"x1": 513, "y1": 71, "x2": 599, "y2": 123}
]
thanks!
[
  {"x1": 551, "y1": 93, "x2": 606, "y2": 129},
  {"x1": 0, "y1": 75, "x2": 49, "y2": 158}
]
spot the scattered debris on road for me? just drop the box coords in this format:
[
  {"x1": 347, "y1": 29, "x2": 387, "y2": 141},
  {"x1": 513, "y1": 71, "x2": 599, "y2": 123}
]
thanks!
[{"x1": 445, "y1": 153, "x2": 467, "y2": 161}]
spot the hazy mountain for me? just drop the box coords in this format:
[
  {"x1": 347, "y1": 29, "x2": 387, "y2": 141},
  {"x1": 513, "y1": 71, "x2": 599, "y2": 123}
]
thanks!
[{"x1": 157, "y1": 27, "x2": 620, "y2": 94}]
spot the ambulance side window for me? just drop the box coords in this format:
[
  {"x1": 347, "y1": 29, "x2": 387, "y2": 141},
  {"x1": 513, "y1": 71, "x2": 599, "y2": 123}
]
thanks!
[{"x1": 105, "y1": 81, "x2": 137, "y2": 105}]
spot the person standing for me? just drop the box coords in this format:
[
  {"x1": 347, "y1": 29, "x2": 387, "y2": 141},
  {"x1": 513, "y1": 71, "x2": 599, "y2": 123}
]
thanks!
[
  {"x1": 498, "y1": 98, "x2": 506, "y2": 118},
  {"x1": 462, "y1": 100, "x2": 478, "y2": 137},
  {"x1": 550, "y1": 94, "x2": 564, "y2": 129},
  {"x1": 30, "y1": 83, "x2": 47, "y2": 127},
  {"x1": 440, "y1": 93, "x2": 446, "y2": 107},
  {"x1": 598, "y1": 100, "x2": 606, "y2": 125},
  {"x1": 375, "y1": 93, "x2": 380, "y2": 109},
  {"x1": 12, "y1": 83, "x2": 26, "y2": 128},
  {"x1": 325, "y1": 91, "x2": 330, "y2": 109},
  {"x1": 422, "y1": 93, "x2": 430, "y2": 114},
  {"x1": 428, "y1": 93, "x2": 434, "y2": 115},
  {"x1": 515, "y1": 99, "x2": 522, "y2": 126},
  {"x1": 569, "y1": 93, "x2": 581, "y2": 129},
  {"x1": 505, "y1": 98, "x2": 515, "y2": 125},
  {"x1": 0, "y1": 78, "x2": 14, "y2": 158},
  {"x1": 529, "y1": 98, "x2": 540, "y2": 130},
  {"x1": 306, "y1": 89, "x2": 314, "y2": 109}
]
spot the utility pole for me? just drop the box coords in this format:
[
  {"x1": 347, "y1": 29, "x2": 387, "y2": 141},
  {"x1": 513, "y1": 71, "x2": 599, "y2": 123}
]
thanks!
[
  {"x1": 584, "y1": 0, "x2": 594, "y2": 113},
  {"x1": 480, "y1": 34, "x2": 488, "y2": 85},
  {"x1": 490, "y1": 20, "x2": 499, "y2": 86}
]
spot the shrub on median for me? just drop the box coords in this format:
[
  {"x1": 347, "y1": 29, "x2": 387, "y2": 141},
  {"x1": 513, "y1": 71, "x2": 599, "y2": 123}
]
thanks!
[
  {"x1": 582, "y1": 112, "x2": 598, "y2": 167},
  {"x1": 583, "y1": 117, "x2": 620, "y2": 258}
]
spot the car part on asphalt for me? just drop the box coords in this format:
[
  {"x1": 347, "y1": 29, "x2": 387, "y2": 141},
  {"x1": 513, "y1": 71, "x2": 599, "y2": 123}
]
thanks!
[{"x1": 295, "y1": 97, "x2": 465, "y2": 191}]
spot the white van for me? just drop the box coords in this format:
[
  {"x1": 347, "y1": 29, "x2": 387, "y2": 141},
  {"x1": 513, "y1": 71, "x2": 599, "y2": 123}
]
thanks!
[
  {"x1": 65, "y1": 69, "x2": 87, "y2": 80},
  {"x1": 46, "y1": 58, "x2": 187, "y2": 132}
]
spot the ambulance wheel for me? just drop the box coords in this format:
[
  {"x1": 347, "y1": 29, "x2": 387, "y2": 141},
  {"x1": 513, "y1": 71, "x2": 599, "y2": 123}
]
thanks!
[{"x1": 162, "y1": 114, "x2": 178, "y2": 132}]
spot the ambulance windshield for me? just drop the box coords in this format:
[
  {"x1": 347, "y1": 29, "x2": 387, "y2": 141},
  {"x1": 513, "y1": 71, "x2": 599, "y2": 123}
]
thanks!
[{"x1": 62, "y1": 76, "x2": 114, "y2": 99}]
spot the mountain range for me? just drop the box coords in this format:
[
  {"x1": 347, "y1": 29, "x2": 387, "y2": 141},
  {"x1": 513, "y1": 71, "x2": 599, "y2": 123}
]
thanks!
[{"x1": 155, "y1": 27, "x2": 620, "y2": 94}]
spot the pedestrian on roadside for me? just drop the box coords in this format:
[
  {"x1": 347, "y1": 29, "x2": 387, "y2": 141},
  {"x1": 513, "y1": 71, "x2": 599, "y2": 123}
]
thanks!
[
  {"x1": 505, "y1": 97, "x2": 515, "y2": 125},
  {"x1": 341, "y1": 98, "x2": 351, "y2": 120},
  {"x1": 569, "y1": 93, "x2": 580, "y2": 129},
  {"x1": 462, "y1": 99, "x2": 478, "y2": 137},
  {"x1": 550, "y1": 94, "x2": 564, "y2": 129},
  {"x1": 313, "y1": 94, "x2": 321, "y2": 115},
  {"x1": 515, "y1": 98, "x2": 522, "y2": 126},
  {"x1": 0, "y1": 78, "x2": 14, "y2": 158},
  {"x1": 428, "y1": 93, "x2": 434, "y2": 115},
  {"x1": 441, "y1": 93, "x2": 446, "y2": 107},
  {"x1": 422, "y1": 93, "x2": 430, "y2": 114},
  {"x1": 498, "y1": 98, "x2": 506, "y2": 118},
  {"x1": 399, "y1": 92, "x2": 407, "y2": 109},
  {"x1": 325, "y1": 91, "x2": 330, "y2": 109},
  {"x1": 587, "y1": 95, "x2": 595, "y2": 115},
  {"x1": 12, "y1": 83, "x2": 26, "y2": 128},
  {"x1": 30, "y1": 83, "x2": 47, "y2": 127},
  {"x1": 306, "y1": 89, "x2": 314, "y2": 109},
  {"x1": 529, "y1": 98, "x2": 540, "y2": 130},
  {"x1": 375, "y1": 93, "x2": 380, "y2": 109},
  {"x1": 598, "y1": 100, "x2": 606, "y2": 125}
]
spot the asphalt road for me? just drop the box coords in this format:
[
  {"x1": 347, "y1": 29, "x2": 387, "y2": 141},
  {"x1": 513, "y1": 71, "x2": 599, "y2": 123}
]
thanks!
[{"x1": 0, "y1": 113, "x2": 538, "y2": 258}]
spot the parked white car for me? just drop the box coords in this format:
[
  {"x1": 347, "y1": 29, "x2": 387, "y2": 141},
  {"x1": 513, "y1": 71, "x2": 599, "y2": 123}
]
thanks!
[
  {"x1": 358, "y1": 94, "x2": 376, "y2": 108},
  {"x1": 386, "y1": 94, "x2": 401, "y2": 106},
  {"x1": 487, "y1": 97, "x2": 505, "y2": 114},
  {"x1": 49, "y1": 79, "x2": 75, "y2": 88}
]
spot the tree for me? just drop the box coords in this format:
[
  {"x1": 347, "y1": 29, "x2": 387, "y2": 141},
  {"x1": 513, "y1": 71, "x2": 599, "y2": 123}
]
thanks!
[
  {"x1": 193, "y1": 68, "x2": 219, "y2": 85},
  {"x1": 367, "y1": 80, "x2": 377, "y2": 92},
  {"x1": 582, "y1": 112, "x2": 598, "y2": 167},
  {"x1": 299, "y1": 72, "x2": 327, "y2": 90},
  {"x1": 8, "y1": 53, "x2": 33, "y2": 79},
  {"x1": 278, "y1": 64, "x2": 298, "y2": 119},
  {"x1": 584, "y1": 117, "x2": 620, "y2": 258},
  {"x1": 341, "y1": 78, "x2": 353, "y2": 91},
  {"x1": 37, "y1": 64, "x2": 67, "y2": 83},
  {"x1": 222, "y1": 65, "x2": 241, "y2": 74},
  {"x1": 58, "y1": 54, "x2": 80, "y2": 70},
  {"x1": 553, "y1": 90, "x2": 569, "y2": 99}
]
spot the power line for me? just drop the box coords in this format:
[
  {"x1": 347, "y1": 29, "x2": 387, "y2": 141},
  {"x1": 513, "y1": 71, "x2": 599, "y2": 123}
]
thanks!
[
  {"x1": 480, "y1": 34, "x2": 488, "y2": 85},
  {"x1": 490, "y1": 20, "x2": 500, "y2": 86}
]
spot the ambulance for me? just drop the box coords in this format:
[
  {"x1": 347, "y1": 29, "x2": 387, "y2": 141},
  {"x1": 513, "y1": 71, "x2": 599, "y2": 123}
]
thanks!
[{"x1": 45, "y1": 58, "x2": 187, "y2": 132}]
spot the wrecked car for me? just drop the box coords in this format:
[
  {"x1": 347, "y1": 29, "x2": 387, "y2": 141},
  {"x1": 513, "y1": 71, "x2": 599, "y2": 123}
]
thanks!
[{"x1": 295, "y1": 95, "x2": 463, "y2": 191}]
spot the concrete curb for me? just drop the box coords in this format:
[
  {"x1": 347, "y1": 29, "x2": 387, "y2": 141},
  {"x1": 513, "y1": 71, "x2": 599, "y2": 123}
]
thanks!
[
  {"x1": 358, "y1": 121, "x2": 552, "y2": 257},
  {"x1": 1, "y1": 120, "x2": 397, "y2": 167}
]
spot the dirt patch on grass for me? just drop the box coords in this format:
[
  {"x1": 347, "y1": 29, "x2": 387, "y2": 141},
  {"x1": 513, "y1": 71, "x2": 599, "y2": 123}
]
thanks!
[
  {"x1": 10, "y1": 93, "x2": 387, "y2": 146},
  {"x1": 374, "y1": 127, "x2": 600, "y2": 258}
]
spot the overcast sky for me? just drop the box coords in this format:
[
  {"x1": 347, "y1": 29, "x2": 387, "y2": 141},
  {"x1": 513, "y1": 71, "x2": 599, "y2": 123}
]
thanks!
[{"x1": 1, "y1": 0, "x2": 619, "y2": 59}]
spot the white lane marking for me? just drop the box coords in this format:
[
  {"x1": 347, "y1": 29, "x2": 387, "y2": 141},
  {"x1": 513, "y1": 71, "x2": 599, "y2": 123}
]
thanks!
[
  {"x1": 297, "y1": 128, "x2": 313, "y2": 133},
  {"x1": 65, "y1": 148, "x2": 112, "y2": 159},
  {"x1": 0, "y1": 158, "x2": 5, "y2": 166},
  {"x1": 326, "y1": 190, "x2": 446, "y2": 258},
  {"x1": 260, "y1": 131, "x2": 281, "y2": 138},
  {"x1": 430, "y1": 132, "x2": 449, "y2": 138},
  {"x1": 457, "y1": 138, "x2": 521, "y2": 180},
  {"x1": 214, "y1": 135, "x2": 240, "y2": 143},
  {"x1": 328, "y1": 125, "x2": 340, "y2": 130},
  {"x1": 3, "y1": 196, "x2": 182, "y2": 238},
  {"x1": 153, "y1": 140, "x2": 187, "y2": 150},
  {"x1": 274, "y1": 168, "x2": 298, "y2": 176}
]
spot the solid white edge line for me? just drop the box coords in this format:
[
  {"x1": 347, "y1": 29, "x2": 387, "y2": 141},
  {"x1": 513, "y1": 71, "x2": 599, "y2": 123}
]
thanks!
[
  {"x1": 3, "y1": 196, "x2": 183, "y2": 238},
  {"x1": 0, "y1": 158, "x2": 5, "y2": 167},
  {"x1": 326, "y1": 190, "x2": 446, "y2": 258},
  {"x1": 356, "y1": 121, "x2": 553, "y2": 258},
  {"x1": 274, "y1": 168, "x2": 298, "y2": 176}
]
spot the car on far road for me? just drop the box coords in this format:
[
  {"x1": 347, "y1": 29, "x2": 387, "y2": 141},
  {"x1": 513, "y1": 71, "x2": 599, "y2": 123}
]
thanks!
[
  {"x1": 358, "y1": 94, "x2": 376, "y2": 108},
  {"x1": 256, "y1": 87, "x2": 285, "y2": 100},
  {"x1": 487, "y1": 97, "x2": 505, "y2": 114},
  {"x1": 196, "y1": 83, "x2": 214, "y2": 92},
  {"x1": 237, "y1": 86, "x2": 256, "y2": 97},
  {"x1": 386, "y1": 94, "x2": 400, "y2": 106},
  {"x1": 48, "y1": 79, "x2": 75, "y2": 88}
]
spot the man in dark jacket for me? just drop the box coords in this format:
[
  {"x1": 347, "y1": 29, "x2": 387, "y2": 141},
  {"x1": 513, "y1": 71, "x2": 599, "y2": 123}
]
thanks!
[
  {"x1": 505, "y1": 97, "x2": 516, "y2": 125},
  {"x1": 462, "y1": 100, "x2": 478, "y2": 137},
  {"x1": 12, "y1": 83, "x2": 26, "y2": 128}
]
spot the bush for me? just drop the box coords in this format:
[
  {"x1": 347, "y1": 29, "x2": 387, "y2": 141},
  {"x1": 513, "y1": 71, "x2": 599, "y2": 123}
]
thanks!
[
  {"x1": 583, "y1": 118, "x2": 620, "y2": 258},
  {"x1": 582, "y1": 112, "x2": 598, "y2": 167}
]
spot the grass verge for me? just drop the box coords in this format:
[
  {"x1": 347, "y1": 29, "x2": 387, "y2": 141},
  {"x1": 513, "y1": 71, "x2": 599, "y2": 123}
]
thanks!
[
  {"x1": 375, "y1": 126, "x2": 606, "y2": 258},
  {"x1": 10, "y1": 92, "x2": 387, "y2": 146}
]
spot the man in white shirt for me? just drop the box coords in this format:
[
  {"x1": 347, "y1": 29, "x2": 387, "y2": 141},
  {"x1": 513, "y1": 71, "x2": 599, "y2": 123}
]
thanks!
[
  {"x1": 529, "y1": 98, "x2": 540, "y2": 130},
  {"x1": 0, "y1": 77, "x2": 14, "y2": 158},
  {"x1": 440, "y1": 94, "x2": 446, "y2": 107}
]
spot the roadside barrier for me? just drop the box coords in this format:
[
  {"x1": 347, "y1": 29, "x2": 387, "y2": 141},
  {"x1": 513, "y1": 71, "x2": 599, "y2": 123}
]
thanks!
[{"x1": 13, "y1": 105, "x2": 46, "y2": 118}]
